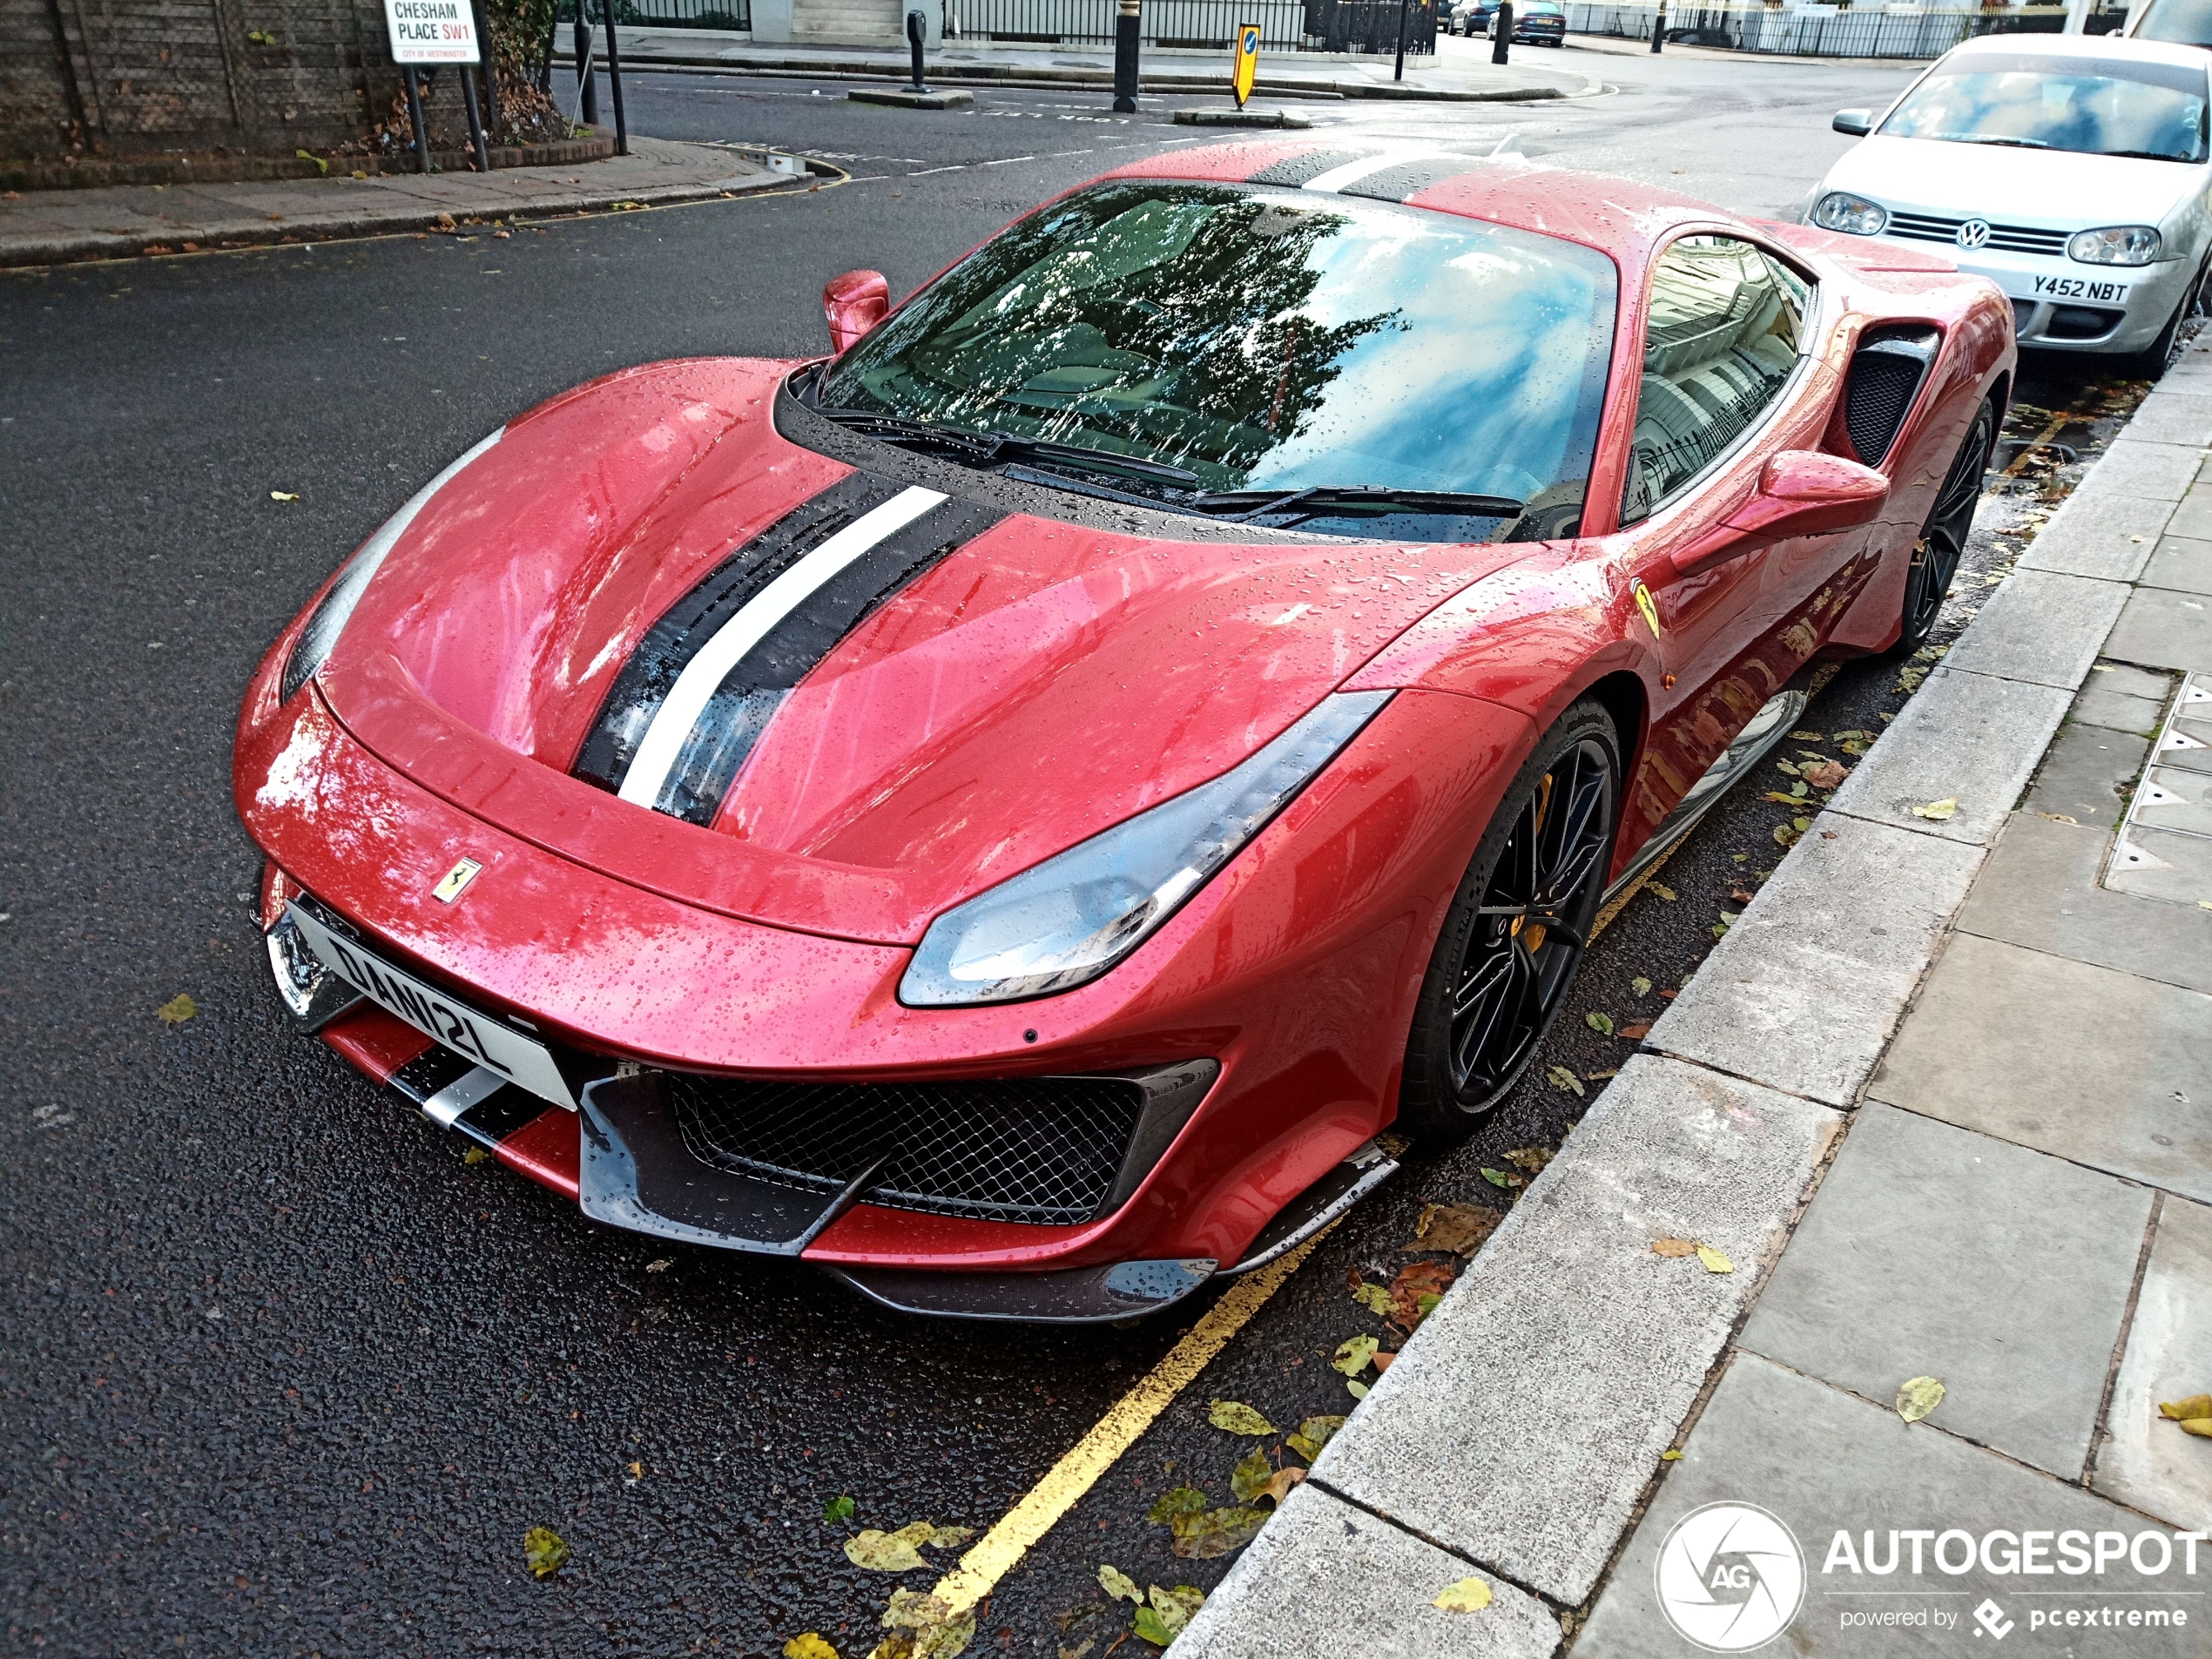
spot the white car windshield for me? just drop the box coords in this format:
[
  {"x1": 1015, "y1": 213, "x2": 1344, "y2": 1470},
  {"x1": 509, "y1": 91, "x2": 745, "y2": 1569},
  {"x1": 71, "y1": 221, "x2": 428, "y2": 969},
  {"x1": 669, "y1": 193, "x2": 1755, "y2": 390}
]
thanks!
[{"x1": 1878, "y1": 51, "x2": 2210, "y2": 163}]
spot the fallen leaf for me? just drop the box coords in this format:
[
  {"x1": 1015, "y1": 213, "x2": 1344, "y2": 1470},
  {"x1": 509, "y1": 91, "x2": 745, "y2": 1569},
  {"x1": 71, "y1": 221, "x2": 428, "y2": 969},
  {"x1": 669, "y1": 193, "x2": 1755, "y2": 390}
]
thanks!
[
  {"x1": 1145, "y1": 1486, "x2": 1209, "y2": 1526},
  {"x1": 1762, "y1": 791, "x2": 1803, "y2": 806},
  {"x1": 1774, "y1": 824, "x2": 1801, "y2": 848},
  {"x1": 1647, "y1": 882, "x2": 1677, "y2": 901},
  {"x1": 523, "y1": 1526, "x2": 570, "y2": 1579},
  {"x1": 1661, "y1": 1449, "x2": 1683, "y2": 1461},
  {"x1": 928, "y1": 1525, "x2": 974, "y2": 1548},
  {"x1": 156, "y1": 994, "x2": 198, "y2": 1027},
  {"x1": 1804, "y1": 760, "x2": 1847, "y2": 790},
  {"x1": 1259, "y1": 1466, "x2": 1306, "y2": 1504},
  {"x1": 1841, "y1": 738, "x2": 1871, "y2": 755},
  {"x1": 1503, "y1": 1146, "x2": 1553, "y2": 1175},
  {"x1": 1631, "y1": 976, "x2": 1653, "y2": 996},
  {"x1": 784, "y1": 1635, "x2": 839, "y2": 1659},
  {"x1": 1132, "y1": 1606, "x2": 1172, "y2": 1646},
  {"x1": 1790, "y1": 781, "x2": 1810, "y2": 799},
  {"x1": 846, "y1": 1521, "x2": 937, "y2": 1571},
  {"x1": 1406, "y1": 1202, "x2": 1499, "y2": 1256},
  {"x1": 1793, "y1": 816, "x2": 1812, "y2": 833},
  {"x1": 645, "y1": 1258, "x2": 673, "y2": 1273},
  {"x1": 1696, "y1": 1245, "x2": 1733, "y2": 1275},
  {"x1": 823, "y1": 1494, "x2": 857, "y2": 1524},
  {"x1": 624, "y1": 1460, "x2": 644, "y2": 1481},
  {"x1": 1545, "y1": 1064, "x2": 1586, "y2": 1097},
  {"x1": 1169, "y1": 1506, "x2": 1268, "y2": 1560},
  {"x1": 2158, "y1": 1394, "x2": 2212, "y2": 1421},
  {"x1": 879, "y1": 1588, "x2": 975, "y2": 1658},
  {"x1": 1434, "y1": 1576, "x2": 1493, "y2": 1612},
  {"x1": 1099, "y1": 1562, "x2": 1142, "y2": 1604},
  {"x1": 1480, "y1": 1167, "x2": 1513, "y2": 1189},
  {"x1": 1896, "y1": 1375, "x2": 1946, "y2": 1423},
  {"x1": 1388, "y1": 1261, "x2": 1454, "y2": 1330},
  {"x1": 1285, "y1": 1415, "x2": 1347, "y2": 1460},
  {"x1": 1775, "y1": 759, "x2": 1801, "y2": 777},
  {"x1": 1346, "y1": 1379, "x2": 1370, "y2": 1399},
  {"x1": 269, "y1": 490, "x2": 300, "y2": 502},
  {"x1": 1620, "y1": 1022, "x2": 1651, "y2": 1041},
  {"x1": 463, "y1": 1145, "x2": 489, "y2": 1164},
  {"x1": 1651, "y1": 1238, "x2": 1700, "y2": 1258},
  {"x1": 1207, "y1": 1399, "x2": 1276, "y2": 1437},
  {"x1": 1332, "y1": 1336, "x2": 1379, "y2": 1377},
  {"x1": 1910, "y1": 798, "x2": 1959, "y2": 821},
  {"x1": 1351, "y1": 1280, "x2": 1393, "y2": 1317},
  {"x1": 2182, "y1": 1420, "x2": 2212, "y2": 1439},
  {"x1": 1790, "y1": 730, "x2": 1825, "y2": 741},
  {"x1": 1584, "y1": 1010, "x2": 1615, "y2": 1035},
  {"x1": 1230, "y1": 1446, "x2": 1272, "y2": 1502}
]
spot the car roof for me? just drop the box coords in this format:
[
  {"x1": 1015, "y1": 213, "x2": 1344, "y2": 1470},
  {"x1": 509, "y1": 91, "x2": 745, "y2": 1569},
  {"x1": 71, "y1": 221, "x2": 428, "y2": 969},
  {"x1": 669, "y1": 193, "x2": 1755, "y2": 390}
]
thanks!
[{"x1": 1939, "y1": 29, "x2": 2212, "y2": 74}]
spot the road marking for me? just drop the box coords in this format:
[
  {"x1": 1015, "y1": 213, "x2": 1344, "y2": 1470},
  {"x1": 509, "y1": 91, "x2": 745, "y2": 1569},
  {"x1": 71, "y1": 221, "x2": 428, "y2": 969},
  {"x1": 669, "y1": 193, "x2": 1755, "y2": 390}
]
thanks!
[
  {"x1": 929, "y1": 1225, "x2": 1337, "y2": 1615},
  {"x1": 907, "y1": 164, "x2": 968, "y2": 175}
]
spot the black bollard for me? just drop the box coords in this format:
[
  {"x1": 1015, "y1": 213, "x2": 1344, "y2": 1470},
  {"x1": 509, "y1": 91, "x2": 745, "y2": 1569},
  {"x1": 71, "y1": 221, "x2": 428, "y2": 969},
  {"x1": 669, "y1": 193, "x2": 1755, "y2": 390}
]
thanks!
[
  {"x1": 405, "y1": 66, "x2": 432, "y2": 172},
  {"x1": 1491, "y1": 0, "x2": 1511, "y2": 63},
  {"x1": 906, "y1": 8, "x2": 929, "y2": 91},
  {"x1": 600, "y1": 0, "x2": 629, "y2": 154},
  {"x1": 1112, "y1": 0, "x2": 1139, "y2": 112},
  {"x1": 1651, "y1": 0, "x2": 1665, "y2": 51},
  {"x1": 574, "y1": 10, "x2": 598, "y2": 125}
]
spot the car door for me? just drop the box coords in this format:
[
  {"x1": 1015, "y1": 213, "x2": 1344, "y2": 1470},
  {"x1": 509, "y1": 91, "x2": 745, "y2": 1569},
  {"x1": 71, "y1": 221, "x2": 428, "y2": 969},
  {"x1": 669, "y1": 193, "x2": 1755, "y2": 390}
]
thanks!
[{"x1": 1596, "y1": 233, "x2": 1841, "y2": 838}]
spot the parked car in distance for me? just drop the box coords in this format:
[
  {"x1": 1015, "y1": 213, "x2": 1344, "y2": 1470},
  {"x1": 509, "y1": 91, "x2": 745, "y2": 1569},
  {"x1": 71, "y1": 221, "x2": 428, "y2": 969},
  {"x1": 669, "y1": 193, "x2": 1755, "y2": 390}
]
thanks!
[
  {"x1": 1489, "y1": 0, "x2": 1567, "y2": 42},
  {"x1": 1451, "y1": 0, "x2": 1494, "y2": 35},
  {"x1": 1811, "y1": 32, "x2": 2212, "y2": 373}
]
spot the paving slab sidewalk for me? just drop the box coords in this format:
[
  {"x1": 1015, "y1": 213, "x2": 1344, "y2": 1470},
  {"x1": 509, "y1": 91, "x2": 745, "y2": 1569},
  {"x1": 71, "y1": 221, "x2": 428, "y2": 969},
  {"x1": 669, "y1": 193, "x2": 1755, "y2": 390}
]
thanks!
[
  {"x1": 1181, "y1": 344, "x2": 2212, "y2": 1656},
  {"x1": 0, "y1": 135, "x2": 794, "y2": 269}
]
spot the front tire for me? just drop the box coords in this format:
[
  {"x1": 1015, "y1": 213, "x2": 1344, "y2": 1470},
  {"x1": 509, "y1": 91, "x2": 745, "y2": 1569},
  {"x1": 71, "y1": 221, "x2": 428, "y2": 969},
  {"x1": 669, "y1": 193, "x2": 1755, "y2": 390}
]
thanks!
[
  {"x1": 1887, "y1": 397, "x2": 1995, "y2": 659},
  {"x1": 2125, "y1": 258, "x2": 2209, "y2": 381},
  {"x1": 1396, "y1": 699, "x2": 1621, "y2": 1140}
]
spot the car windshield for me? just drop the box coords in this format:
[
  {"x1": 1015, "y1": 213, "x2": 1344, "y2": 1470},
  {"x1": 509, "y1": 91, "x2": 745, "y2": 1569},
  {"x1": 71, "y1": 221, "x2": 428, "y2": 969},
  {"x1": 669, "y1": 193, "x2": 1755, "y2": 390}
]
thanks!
[
  {"x1": 1878, "y1": 51, "x2": 2210, "y2": 162},
  {"x1": 814, "y1": 180, "x2": 1618, "y2": 543},
  {"x1": 2135, "y1": 0, "x2": 2212, "y2": 47}
]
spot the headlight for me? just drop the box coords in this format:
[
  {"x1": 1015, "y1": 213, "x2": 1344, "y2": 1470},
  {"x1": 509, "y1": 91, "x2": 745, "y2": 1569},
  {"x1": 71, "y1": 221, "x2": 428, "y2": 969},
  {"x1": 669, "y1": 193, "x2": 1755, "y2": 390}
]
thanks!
[
  {"x1": 899, "y1": 691, "x2": 1393, "y2": 1007},
  {"x1": 1810, "y1": 192, "x2": 1888, "y2": 237},
  {"x1": 280, "y1": 428, "x2": 504, "y2": 702},
  {"x1": 2068, "y1": 225, "x2": 2161, "y2": 266}
]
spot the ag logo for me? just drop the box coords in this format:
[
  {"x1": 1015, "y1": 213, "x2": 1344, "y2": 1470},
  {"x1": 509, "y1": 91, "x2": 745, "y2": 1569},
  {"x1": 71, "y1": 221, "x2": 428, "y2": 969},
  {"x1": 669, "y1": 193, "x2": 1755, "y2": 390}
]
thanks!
[
  {"x1": 1955, "y1": 218, "x2": 1993, "y2": 250},
  {"x1": 1653, "y1": 1502, "x2": 1805, "y2": 1651}
]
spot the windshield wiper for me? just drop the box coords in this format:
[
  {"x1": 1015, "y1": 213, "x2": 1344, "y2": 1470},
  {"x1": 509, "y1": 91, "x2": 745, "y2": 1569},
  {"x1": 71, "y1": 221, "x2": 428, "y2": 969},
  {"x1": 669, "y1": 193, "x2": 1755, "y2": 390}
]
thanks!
[
  {"x1": 1932, "y1": 133, "x2": 2049, "y2": 149},
  {"x1": 1184, "y1": 485, "x2": 1527, "y2": 523},
  {"x1": 2100, "y1": 148, "x2": 2192, "y2": 162},
  {"x1": 813, "y1": 409, "x2": 1203, "y2": 488}
]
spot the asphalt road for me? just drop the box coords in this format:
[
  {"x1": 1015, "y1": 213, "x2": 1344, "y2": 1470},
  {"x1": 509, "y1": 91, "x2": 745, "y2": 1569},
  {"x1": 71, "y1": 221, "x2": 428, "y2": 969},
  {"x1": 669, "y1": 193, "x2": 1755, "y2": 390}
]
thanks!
[{"x1": 0, "y1": 44, "x2": 2150, "y2": 1657}]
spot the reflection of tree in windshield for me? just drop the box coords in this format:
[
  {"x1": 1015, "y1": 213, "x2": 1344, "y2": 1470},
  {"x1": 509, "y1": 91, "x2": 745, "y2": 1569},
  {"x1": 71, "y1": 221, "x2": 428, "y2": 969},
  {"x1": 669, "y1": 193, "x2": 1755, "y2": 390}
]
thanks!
[{"x1": 845, "y1": 192, "x2": 1400, "y2": 488}]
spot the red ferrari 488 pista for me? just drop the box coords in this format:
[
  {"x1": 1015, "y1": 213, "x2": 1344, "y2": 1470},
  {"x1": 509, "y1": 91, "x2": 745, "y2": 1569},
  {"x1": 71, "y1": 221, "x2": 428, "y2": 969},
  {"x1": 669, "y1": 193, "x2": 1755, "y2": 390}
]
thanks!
[{"x1": 235, "y1": 143, "x2": 2013, "y2": 1320}]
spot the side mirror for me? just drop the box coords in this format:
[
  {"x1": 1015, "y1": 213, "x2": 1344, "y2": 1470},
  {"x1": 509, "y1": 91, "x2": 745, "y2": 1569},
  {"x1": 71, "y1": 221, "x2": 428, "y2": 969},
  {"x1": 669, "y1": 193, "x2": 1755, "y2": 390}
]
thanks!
[
  {"x1": 1674, "y1": 450, "x2": 1889, "y2": 577},
  {"x1": 823, "y1": 269, "x2": 890, "y2": 354},
  {"x1": 1832, "y1": 108, "x2": 1872, "y2": 136}
]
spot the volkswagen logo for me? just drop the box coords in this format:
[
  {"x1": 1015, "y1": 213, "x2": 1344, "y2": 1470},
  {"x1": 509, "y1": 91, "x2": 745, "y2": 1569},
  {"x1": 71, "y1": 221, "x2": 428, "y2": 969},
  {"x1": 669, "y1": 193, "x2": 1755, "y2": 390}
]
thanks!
[{"x1": 1955, "y1": 218, "x2": 1993, "y2": 250}]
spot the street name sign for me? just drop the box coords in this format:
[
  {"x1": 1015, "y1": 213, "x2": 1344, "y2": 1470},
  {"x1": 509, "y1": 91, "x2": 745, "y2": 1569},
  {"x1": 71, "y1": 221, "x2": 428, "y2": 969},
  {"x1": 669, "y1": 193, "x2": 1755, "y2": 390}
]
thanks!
[{"x1": 385, "y1": 0, "x2": 482, "y2": 64}]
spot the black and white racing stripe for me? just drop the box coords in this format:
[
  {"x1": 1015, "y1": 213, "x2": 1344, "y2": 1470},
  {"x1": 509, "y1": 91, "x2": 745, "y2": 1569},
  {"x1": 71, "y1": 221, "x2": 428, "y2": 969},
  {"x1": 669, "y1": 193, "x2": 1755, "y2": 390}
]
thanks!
[
  {"x1": 575, "y1": 474, "x2": 1004, "y2": 826},
  {"x1": 1248, "y1": 145, "x2": 1484, "y2": 205}
]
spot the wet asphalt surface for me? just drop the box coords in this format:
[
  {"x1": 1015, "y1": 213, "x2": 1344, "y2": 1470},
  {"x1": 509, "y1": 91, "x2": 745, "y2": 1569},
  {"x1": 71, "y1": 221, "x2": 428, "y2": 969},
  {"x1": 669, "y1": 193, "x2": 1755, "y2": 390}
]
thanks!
[{"x1": 0, "y1": 46, "x2": 2157, "y2": 1658}]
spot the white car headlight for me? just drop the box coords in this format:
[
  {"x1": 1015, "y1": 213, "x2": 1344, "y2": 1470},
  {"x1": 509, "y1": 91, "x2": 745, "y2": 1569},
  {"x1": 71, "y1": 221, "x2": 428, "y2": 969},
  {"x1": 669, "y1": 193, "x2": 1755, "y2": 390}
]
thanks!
[
  {"x1": 280, "y1": 428, "x2": 503, "y2": 701},
  {"x1": 1811, "y1": 192, "x2": 1888, "y2": 237},
  {"x1": 2067, "y1": 225, "x2": 2161, "y2": 266},
  {"x1": 899, "y1": 691, "x2": 1393, "y2": 1007}
]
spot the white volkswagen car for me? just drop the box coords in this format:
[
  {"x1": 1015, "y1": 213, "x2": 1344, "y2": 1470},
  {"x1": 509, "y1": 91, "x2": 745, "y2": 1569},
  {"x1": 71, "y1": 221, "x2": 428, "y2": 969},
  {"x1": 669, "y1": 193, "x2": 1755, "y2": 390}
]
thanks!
[{"x1": 1808, "y1": 33, "x2": 2212, "y2": 374}]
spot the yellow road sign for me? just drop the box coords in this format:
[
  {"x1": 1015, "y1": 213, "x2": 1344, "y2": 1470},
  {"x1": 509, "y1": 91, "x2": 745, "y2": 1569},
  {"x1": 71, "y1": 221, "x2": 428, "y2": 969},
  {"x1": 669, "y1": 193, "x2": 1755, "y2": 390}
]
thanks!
[{"x1": 1233, "y1": 23, "x2": 1261, "y2": 107}]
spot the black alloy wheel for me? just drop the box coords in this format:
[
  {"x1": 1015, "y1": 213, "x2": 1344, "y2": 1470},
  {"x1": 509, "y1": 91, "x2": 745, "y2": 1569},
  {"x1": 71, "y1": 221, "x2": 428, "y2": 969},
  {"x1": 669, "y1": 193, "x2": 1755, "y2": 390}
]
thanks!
[
  {"x1": 1889, "y1": 398, "x2": 1995, "y2": 658},
  {"x1": 1398, "y1": 699, "x2": 1621, "y2": 1139}
]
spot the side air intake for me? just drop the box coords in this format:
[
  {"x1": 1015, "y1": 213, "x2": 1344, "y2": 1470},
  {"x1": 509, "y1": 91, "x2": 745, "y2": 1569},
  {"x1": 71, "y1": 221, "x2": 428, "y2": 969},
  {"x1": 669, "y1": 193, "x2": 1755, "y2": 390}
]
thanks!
[{"x1": 1844, "y1": 325, "x2": 1939, "y2": 467}]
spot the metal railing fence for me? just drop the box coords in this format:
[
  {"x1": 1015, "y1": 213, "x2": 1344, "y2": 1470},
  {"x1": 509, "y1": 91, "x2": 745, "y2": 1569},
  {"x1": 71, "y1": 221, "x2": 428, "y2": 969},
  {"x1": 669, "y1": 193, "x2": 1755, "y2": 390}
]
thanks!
[
  {"x1": 555, "y1": 0, "x2": 754, "y2": 31},
  {"x1": 941, "y1": 0, "x2": 1434, "y2": 48}
]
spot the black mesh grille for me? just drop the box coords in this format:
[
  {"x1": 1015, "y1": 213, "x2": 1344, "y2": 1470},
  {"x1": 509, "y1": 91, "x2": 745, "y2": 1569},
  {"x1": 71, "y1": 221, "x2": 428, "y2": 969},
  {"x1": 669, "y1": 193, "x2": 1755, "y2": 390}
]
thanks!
[
  {"x1": 1844, "y1": 330, "x2": 1935, "y2": 466},
  {"x1": 664, "y1": 1074, "x2": 1150, "y2": 1226}
]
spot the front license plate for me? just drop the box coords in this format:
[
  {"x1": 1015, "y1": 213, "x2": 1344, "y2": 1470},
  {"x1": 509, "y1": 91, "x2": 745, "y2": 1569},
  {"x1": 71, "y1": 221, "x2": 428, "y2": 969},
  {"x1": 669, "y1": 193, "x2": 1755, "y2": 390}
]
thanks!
[
  {"x1": 2031, "y1": 275, "x2": 2129, "y2": 302},
  {"x1": 285, "y1": 900, "x2": 575, "y2": 1108}
]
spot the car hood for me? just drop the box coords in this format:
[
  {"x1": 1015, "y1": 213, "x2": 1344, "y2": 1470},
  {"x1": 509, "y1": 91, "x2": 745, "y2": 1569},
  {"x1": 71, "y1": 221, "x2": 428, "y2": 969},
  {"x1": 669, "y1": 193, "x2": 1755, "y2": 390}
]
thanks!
[
  {"x1": 319, "y1": 357, "x2": 1525, "y2": 944},
  {"x1": 1826, "y1": 134, "x2": 2202, "y2": 230}
]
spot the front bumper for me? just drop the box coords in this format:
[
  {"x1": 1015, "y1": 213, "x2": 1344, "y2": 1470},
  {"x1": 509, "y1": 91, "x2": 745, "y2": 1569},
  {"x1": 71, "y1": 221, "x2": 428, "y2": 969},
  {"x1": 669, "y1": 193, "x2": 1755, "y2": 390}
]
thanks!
[{"x1": 1863, "y1": 233, "x2": 2186, "y2": 353}]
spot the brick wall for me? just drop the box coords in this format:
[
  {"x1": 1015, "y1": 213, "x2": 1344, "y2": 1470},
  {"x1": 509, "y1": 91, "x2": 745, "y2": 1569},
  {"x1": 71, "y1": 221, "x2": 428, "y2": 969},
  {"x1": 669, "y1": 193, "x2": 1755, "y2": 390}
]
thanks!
[{"x1": 0, "y1": 0, "x2": 483, "y2": 161}]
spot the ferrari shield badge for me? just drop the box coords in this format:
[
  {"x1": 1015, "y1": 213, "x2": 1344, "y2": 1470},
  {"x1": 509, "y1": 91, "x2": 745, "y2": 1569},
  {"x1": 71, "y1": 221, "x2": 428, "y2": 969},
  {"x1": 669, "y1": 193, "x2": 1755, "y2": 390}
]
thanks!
[
  {"x1": 1632, "y1": 578, "x2": 1662, "y2": 640},
  {"x1": 1232, "y1": 24, "x2": 1261, "y2": 108},
  {"x1": 431, "y1": 857, "x2": 484, "y2": 903}
]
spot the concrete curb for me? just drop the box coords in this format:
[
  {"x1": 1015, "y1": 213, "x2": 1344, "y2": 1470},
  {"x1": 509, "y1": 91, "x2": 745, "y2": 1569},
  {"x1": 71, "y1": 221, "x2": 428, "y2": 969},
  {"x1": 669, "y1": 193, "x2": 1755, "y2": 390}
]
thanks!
[
  {"x1": 0, "y1": 144, "x2": 814, "y2": 270},
  {"x1": 1178, "y1": 366, "x2": 2211, "y2": 1649}
]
